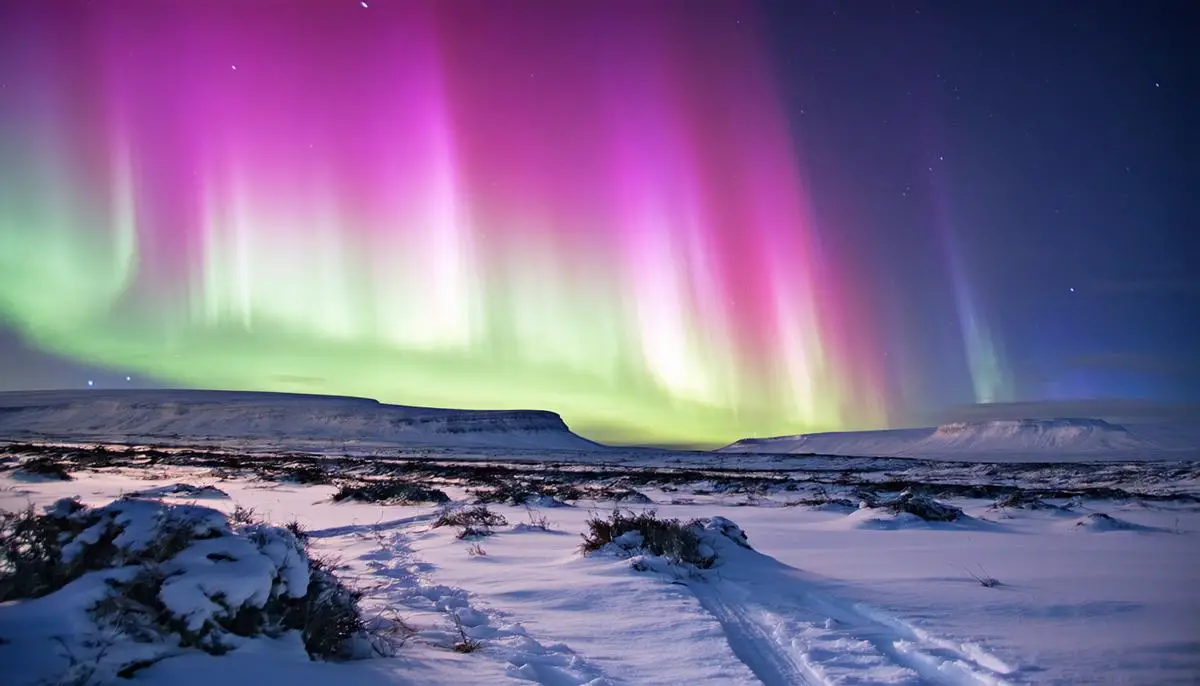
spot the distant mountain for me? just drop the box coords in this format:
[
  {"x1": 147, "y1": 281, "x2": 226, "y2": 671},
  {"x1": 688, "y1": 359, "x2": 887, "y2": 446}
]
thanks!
[
  {"x1": 720, "y1": 417, "x2": 1198, "y2": 462},
  {"x1": 0, "y1": 390, "x2": 601, "y2": 452}
]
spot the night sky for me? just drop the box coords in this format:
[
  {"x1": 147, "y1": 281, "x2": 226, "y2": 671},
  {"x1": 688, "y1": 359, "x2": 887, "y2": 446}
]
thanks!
[{"x1": 0, "y1": 0, "x2": 1194, "y2": 445}]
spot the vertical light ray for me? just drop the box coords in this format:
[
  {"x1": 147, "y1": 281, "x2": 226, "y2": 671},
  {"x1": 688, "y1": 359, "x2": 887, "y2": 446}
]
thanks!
[{"x1": 931, "y1": 184, "x2": 1011, "y2": 404}]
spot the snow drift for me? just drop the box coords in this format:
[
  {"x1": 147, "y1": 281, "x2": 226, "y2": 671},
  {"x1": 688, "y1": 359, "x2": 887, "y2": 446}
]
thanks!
[
  {"x1": 0, "y1": 390, "x2": 601, "y2": 451},
  {"x1": 721, "y1": 418, "x2": 1195, "y2": 461}
]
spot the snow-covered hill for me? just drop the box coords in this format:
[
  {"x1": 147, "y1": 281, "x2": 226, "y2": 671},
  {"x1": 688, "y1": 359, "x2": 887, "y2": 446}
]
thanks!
[
  {"x1": 0, "y1": 390, "x2": 601, "y2": 451},
  {"x1": 721, "y1": 418, "x2": 1197, "y2": 461}
]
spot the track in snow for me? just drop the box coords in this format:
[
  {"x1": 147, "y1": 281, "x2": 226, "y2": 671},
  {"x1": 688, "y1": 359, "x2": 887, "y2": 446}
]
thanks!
[
  {"x1": 335, "y1": 524, "x2": 611, "y2": 686},
  {"x1": 688, "y1": 545, "x2": 1021, "y2": 686}
]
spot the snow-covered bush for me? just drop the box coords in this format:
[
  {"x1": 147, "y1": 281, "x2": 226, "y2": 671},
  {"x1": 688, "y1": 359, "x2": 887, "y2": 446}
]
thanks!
[
  {"x1": 0, "y1": 498, "x2": 368, "y2": 661},
  {"x1": 580, "y1": 510, "x2": 750, "y2": 569},
  {"x1": 0, "y1": 497, "x2": 224, "y2": 603}
]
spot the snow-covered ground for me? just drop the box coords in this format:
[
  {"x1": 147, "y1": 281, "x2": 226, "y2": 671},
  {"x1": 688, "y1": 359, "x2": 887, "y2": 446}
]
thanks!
[{"x1": 2, "y1": 443, "x2": 1197, "y2": 685}]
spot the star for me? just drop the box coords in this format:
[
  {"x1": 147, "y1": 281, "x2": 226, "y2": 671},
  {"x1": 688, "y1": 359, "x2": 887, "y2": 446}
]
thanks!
[
  {"x1": 361, "y1": 1, "x2": 369, "y2": 7},
  {"x1": 1154, "y1": 82, "x2": 1160, "y2": 88},
  {"x1": 231, "y1": 64, "x2": 237, "y2": 71},
  {"x1": 87, "y1": 380, "x2": 94, "y2": 387},
  {"x1": 1069, "y1": 287, "x2": 1075, "y2": 293}
]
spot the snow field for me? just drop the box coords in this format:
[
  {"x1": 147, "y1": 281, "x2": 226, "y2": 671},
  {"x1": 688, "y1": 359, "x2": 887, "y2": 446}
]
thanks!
[{"x1": 2, "y1": 465, "x2": 1198, "y2": 685}]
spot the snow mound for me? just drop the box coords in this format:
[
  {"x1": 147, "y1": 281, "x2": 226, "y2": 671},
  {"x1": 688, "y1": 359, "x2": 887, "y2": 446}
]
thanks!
[
  {"x1": 721, "y1": 417, "x2": 1187, "y2": 461},
  {"x1": 839, "y1": 507, "x2": 928, "y2": 530},
  {"x1": 883, "y1": 492, "x2": 964, "y2": 521},
  {"x1": 1070, "y1": 512, "x2": 1146, "y2": 532},
  {"x1": 836, "y1": 507, "x2": 981, "y2": 531},
  {"x1": 827, "y1": 495, "x2": 990, "y2": 531},
  {"x1": 0, "y1": 389, "x2": 601, "y2": 451}
]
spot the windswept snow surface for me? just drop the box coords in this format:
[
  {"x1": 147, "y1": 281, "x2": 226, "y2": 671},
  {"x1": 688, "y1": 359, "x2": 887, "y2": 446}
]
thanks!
[
  {"x1": 0, "y1": 390, "x2": 601, "y2": 451},
  {"x1": 722, "y1": 418, "x2": 1198, "y2": 462},
  {"x1": 2, "y1": 451, "x2": 1198, "y2": 685}
]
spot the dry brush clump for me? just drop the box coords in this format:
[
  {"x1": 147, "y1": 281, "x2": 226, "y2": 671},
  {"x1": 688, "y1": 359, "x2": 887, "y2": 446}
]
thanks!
[
  {"x1": 580, "y1": 510, "x2": 718, "y2": 568},
  {"x1": 962, "y1": 564, "x2": 1001, "y2": 588},
  {"x1": 433, "y1": 506, "x2": 508, "y2": 539},
  {"x1": 522, "y1": 506, "x2": 553, "y2": 531}
]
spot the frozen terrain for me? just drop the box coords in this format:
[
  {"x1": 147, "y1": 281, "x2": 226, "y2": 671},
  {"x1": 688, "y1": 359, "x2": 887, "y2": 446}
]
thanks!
[
  {"x1": 0, "y1": 390, "x2": 601, "y2": 452},
  {"x1": 722, "y1": 418, "x2": 1199, "y2": 462},
  {"x1": 1, "y1": 391, "x2": 1198, "y2": 683},
  {"x1": 1, "y1": 439, "x2": 1198, "y2": 685}
]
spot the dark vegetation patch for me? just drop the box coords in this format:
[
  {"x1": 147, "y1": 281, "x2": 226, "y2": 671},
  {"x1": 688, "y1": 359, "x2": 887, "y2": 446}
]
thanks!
[
  {"x1": 259, "y1": 461, "x2": 334, "y2": 485},
  {"x1": 331, "y1": 480, "x2": 449, "y2": 505},
  {"x1": 787, "y1": 496, "x2": 857, "y2": 509},
  {"x1": 991, "y1": 491, "x2": 1065, "y2": 510},
  {"x1": 14, "y1": 456, "x2": 73, "y2": 480}
]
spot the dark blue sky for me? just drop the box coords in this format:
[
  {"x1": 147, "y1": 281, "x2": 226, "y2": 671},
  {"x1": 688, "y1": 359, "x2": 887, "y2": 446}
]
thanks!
[{"x1": 760, "y1": 0, "x2": 1196, "y2": 417}]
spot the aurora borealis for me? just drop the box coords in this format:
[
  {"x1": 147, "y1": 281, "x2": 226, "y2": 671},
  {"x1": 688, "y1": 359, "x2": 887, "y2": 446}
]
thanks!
[{"x1": 1, "y1": 2, "x2": 1192, "y2": 444}]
